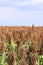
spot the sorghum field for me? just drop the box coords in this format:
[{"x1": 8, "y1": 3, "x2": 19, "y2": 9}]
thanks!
[{"x1": 0, "y1": 25, "x2": 43, "y2": 65}]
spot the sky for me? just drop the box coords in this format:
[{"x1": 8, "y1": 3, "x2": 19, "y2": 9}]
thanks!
[{"x1": 0, "y1": 0, "x2": 43, "y2": 26}]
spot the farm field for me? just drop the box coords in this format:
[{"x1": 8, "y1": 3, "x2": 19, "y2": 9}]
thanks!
[{"x1": 0, "y1": 26, "x2": 43, "y2": 65}]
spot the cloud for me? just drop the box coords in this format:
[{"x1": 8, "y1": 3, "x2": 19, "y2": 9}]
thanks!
[
  {"x1": 12, "y1": 0, "x2": 43, "y2": 7},
  {"x1": 0, "y1": 6, "x2": 43, "y2": 21},
  {"x1": 0, "y1": 6, "x2": 17, "y2": 20},
  {"x1": 0, "y1": 0, "x2": 9, "y2": 2},
  {"x1": 0, "y1": 5, "x2": 43, "y2": 25}
]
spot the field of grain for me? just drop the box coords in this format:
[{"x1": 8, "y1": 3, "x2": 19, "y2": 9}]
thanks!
[{"x1": 0, "y1": 26, "x2": 43, "y2": 65}]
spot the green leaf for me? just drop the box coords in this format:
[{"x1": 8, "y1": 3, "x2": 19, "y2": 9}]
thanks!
[{"x1": 11, "y1": 39, "x2": 17, "y2": 51}]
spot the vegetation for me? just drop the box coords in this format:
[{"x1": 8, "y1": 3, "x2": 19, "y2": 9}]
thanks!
[{"x1": 0, "y1": 26, "x2": 43, "y2": 65}]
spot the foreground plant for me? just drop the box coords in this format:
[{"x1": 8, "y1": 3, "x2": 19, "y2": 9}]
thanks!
[{"x1": 0, "y1": 34, "x2": 43, "y2": 65}]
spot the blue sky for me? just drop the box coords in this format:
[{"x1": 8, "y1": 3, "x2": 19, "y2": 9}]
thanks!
[{"x1": 0, "y1": 0, "x2": 43, "y2": 26}]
